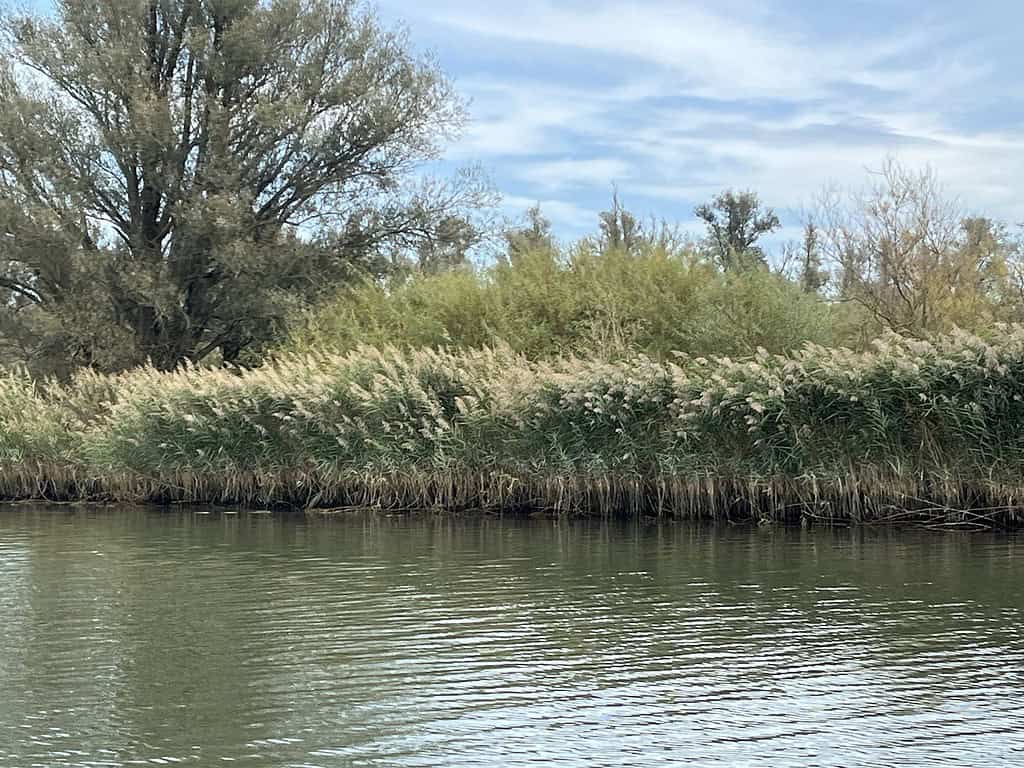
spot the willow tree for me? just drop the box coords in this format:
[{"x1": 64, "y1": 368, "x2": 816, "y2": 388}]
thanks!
[{"x1": 0, "y1": 0, "x2": 482, "y2": 374}]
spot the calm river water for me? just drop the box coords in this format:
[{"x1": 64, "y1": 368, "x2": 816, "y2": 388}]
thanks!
[{"x1": 0, "y1": 505, "x2": 1022, "y2": 767}]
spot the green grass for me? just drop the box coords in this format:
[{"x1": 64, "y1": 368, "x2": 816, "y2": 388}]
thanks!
[{"x1": 4, "y1": 327, "x2": 1024, "y2": 525}]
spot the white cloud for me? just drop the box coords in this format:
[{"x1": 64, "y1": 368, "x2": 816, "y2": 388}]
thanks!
[
  {"x1": 502, "y1": 194, "x2": 596, "y2": 231},
  {"x1": 429, "y1": 0, "x2": 951, "y2": 102},
  {"x1": 445, "y1": 76, "x2": 652, "y2": 159},
  {"x1": 517, "y1": 157, "x2": 632, "y2": 191},
  {"x1": 380, "y1": 0, "x2": 1024, "y2": 236},
  {"x1": 624, "y1": 126, "x2": 1024, "y2": 221}
]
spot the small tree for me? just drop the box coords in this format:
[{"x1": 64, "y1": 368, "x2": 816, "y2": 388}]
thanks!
[
  {"x1": 695, "y1": 190, "x2": 780, "y2": 271},
  {"x1": 0, "y1": 0, "x2": 485, "y2": 373},
  {"x1": 504, "y1": 204, "x2": 556, "y2": 261},
  {"x1": 591, "y1": 192, "x2": 692, "y2": 259},
  {"x1": 416, "y1": 215, "x2": 481, "y2": 275},
  {"x1": 597, "y1": 191, "x2": 643, "y2": 256},
  {"x1": 816, "y1": 159, "x2": 1013, "y2": 334},
  {"x1": 798, "y1": 221, "x2": 828, "y2": 293}
]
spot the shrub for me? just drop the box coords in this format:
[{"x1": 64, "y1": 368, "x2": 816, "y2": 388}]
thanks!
[{"x1": 286, "y1": 246, "x2": 848, "y2": 361}]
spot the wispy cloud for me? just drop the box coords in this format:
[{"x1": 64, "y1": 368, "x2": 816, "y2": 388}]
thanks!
[
  {"x1": 380, "y1": 0, "x2": 1024, "y2": 239},
  {"x1": 501, "y1": 195, "x2": 596, "y2": 231},
  {"x1": 428, "y1": 0, "x2": 952, "y2": 101},
  {"x1": 517, "y1": 158, "x2": 632, "y2": 191}
]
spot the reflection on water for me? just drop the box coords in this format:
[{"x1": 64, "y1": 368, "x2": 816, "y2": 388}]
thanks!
[{"x1": 0, "y1": 505, "x2": 1022, "y2": 766}]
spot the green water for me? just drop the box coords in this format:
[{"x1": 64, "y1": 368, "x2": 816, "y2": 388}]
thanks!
[{"x1": 1, "y1": 506, "x2": 1022, "y2": 767}]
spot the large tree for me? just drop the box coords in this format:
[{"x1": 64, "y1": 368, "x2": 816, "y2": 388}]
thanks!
[{"x1": 0, "y1": 0, "x2": 484, "y2": 374}]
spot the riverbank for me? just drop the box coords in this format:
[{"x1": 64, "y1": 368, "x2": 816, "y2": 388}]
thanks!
[{"x1": 4, "y1": 328, "x2": 1024, "y2": 526}]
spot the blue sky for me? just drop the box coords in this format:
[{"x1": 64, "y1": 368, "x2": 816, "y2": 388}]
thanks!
[{"x1": 375, "y1": 0, "x2": 1024, "y2": 248}]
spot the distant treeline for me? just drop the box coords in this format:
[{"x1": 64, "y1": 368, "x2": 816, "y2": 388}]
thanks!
[{"x1": 290, "y1": 161, "x2": 1024, "y2": 365}]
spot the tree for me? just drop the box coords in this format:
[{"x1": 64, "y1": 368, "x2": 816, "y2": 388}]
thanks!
[
  {"x1": 597, "y1": 191, "x2": 643, "y2": 255},
  {"x1": 816, "y1": 159, "x2": 1013, "y2": 334},
  {"x1": 695, "y1": 190, "x2": 780, "y2": 271},
  {"x1": 998, "y1": 226, "x2": 1024, "y2": 321},
  {"x1": 0, "y1": 0, "x2": 485, "y2": 373},
  {"x1": 954, "y1": 216, "x2": 1015, "y2": 324},
  {"x1": 504, "y1": 204, "x2": 555, "y2": 261},
  {"x1": 590, "y1": 192, "x2": 692, "y2": 259},
  {"x1": 797, "y1": 221, "x2": 828, "y2": 293},
  {"x1": 416, "y1": 215, "x2": 480, "y2": 275}
]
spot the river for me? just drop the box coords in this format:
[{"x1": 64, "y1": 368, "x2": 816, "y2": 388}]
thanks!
[{"x1": 1, "y1": 505, "x2": 1022, "y2": 766}]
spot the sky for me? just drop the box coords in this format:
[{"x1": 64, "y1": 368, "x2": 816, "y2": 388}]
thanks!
[{"x1": 375, "y1": 0, "x2": 1024, "y2": 248}]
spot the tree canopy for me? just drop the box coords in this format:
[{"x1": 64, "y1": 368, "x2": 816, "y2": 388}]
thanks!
[
  {"x1": 695, "y1": 189, "x2": 780, "y2": 271},
  {"x1": 0, "y1": 0, "x2": 487, "y2": 374}
]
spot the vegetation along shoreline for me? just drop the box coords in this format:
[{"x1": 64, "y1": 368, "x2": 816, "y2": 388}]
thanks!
[{"x1": 4, "y1": 327, "x2": 1024, "y2": 528}]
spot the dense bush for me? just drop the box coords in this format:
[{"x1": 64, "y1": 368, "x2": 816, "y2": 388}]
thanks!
[{"x1": 287, "y1": 246, "x2": 850, "y2": 360}]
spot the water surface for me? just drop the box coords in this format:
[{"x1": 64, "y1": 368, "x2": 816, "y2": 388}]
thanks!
[{"x1": 1, "y1": 505, "x2": 1022, "y2": 766}]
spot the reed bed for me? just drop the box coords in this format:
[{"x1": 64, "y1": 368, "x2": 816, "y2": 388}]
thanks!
[{"x1": 4, "y1": 327, "x2": 1024, "y2": 525}]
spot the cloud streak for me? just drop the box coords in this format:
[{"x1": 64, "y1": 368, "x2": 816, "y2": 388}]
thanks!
[{"x1": 381, "y1": 0, "x2": 1024, "y2": 239}]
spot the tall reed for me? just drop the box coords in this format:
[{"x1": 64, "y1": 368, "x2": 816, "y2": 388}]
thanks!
[{"x1": 4, "y1": 327, "x2": 1024, "y2": 525}]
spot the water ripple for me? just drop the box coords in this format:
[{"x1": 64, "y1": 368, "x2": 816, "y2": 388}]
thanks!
[{"x1": 1, "y1": 508, "x2": 1023, "y2": 766}]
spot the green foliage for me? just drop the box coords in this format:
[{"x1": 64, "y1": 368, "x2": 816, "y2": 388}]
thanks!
[
  {"x1": 0, "y1": 0, "x2": 486, "y2": 374},
  {"x1": 689, "y1": 269, "x2": 842, "y2": 358},
  {"x1": 0, "y1": 370, "x2": 74, "y2": 467},
  {"x1": 289, "y1": 244, "x2": 843, "y2": 360},
  {"x1": 694, "y1": 189, "x2": 780, "y2": 271}
]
